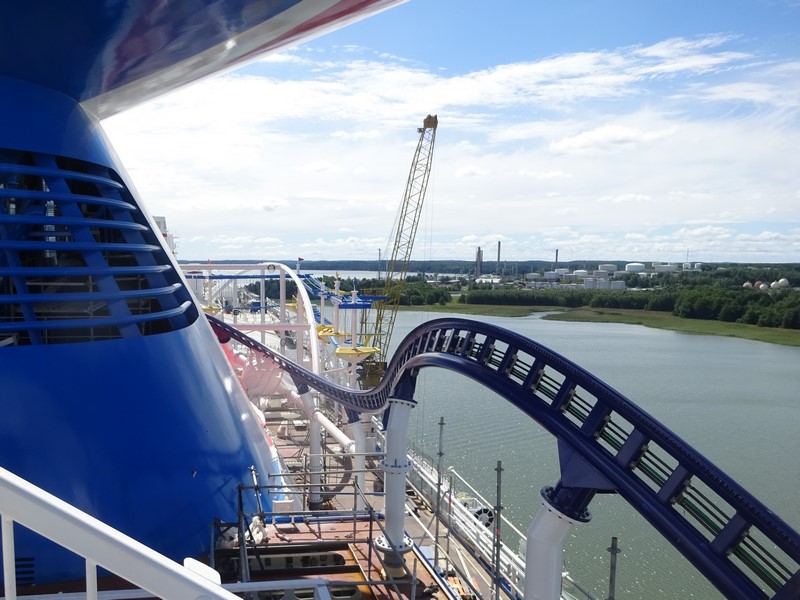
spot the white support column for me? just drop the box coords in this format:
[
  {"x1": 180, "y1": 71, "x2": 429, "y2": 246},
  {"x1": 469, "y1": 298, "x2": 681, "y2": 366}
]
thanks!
[
  {"x1": 349, "y1": 418, "x2": 367, "y2": 512},
  {"x1": 2, "y1": 515, "x2": 16, "y2": 600},
  {"x1": 279, "y1": 271, "x2": 287, "y2": 355},
  {"x1": 523, "y1": 497, "x2": 580, "y2": 600},
  {"x1": 232, "y1": 277, "x2": 238, "y2": 324},
  {"x1": 375, "y1": 397, "x2": 415, "y2": 575},
  {"x1": 259, "y1": 269, "x2": 266, "y2": 345},
  {"x1": 296, "y1": 291, "x2": 305, "y2": 367},
  {"x1": 302, "y1": 390, "x2": 325, "y2": 510}
]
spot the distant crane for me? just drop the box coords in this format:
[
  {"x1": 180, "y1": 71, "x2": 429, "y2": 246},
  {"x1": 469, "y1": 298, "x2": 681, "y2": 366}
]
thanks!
[{"x1": 359, "y1": 114, "x2": 438, "y2": 387}]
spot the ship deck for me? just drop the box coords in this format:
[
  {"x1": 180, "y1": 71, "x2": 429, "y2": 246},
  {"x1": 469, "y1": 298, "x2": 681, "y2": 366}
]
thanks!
[{"x1": 223, "y1": 405, "x2": 495, "y2": 600}]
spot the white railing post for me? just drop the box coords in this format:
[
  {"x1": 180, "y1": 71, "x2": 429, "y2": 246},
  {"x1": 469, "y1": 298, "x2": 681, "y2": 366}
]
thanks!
[
  {"x1": 2, "y1": 515, "x2": 16, "y2": 600},
  {"x1": 86, "y1": 558, "x2": 98, "y2": 600}
]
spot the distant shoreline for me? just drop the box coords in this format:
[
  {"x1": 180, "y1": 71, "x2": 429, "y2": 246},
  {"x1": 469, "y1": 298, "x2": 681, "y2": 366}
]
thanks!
[{"x1": 399, "y1": 304, "x2": 800, "y2": 347}]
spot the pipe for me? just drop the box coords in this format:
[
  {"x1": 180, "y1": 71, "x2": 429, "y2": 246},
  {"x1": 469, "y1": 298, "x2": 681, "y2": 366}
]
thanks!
[{"x1": 286, "y1": 390, "x2": 355, "y2": 454}]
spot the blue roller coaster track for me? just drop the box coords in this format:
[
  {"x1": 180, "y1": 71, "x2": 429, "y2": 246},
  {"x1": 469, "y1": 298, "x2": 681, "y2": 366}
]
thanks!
[{"x1": 208, "y1": 315, "x2": 800, "y2": 600}]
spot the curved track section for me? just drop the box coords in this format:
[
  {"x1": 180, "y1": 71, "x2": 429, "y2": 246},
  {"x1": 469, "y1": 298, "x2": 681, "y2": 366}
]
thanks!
[{"x1": 209, "y1": 315, "x2": 800, "y2": 600}]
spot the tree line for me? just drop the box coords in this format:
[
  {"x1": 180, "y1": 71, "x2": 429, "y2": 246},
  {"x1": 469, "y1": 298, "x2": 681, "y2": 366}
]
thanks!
[
  {"x1": 244, "y1": 275, "x2": 451, "y2": 307},
  {"x1": 461, "y1": 284, "x2": 800, "y2": 330}
]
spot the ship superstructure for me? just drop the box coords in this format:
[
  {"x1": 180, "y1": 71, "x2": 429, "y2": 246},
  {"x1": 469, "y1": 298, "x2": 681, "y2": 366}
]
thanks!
[{"x1": 0, "y1": 0, "x2": 404, "y2": 590}]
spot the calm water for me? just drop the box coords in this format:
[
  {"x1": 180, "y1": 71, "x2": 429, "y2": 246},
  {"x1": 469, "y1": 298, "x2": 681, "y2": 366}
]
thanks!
[{"x1": 389, "y1": 310, "x2": 800, "y2": 600}]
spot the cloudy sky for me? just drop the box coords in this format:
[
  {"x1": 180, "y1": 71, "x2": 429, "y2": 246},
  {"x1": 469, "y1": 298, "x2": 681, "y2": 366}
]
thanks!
[{"x1": 102, "y1": 0, "x2": 800, "y2": 265}]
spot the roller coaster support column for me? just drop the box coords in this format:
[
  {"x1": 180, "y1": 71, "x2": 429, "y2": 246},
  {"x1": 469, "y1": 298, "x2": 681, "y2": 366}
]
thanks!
[
  {"x1": 349, "y1": 416, "x2": 367, "y2": 512},
  {"x1": 375, "y1": 397, "x2": 415, "y2": 576},
  {"x1": 524, "y1": 483, "x2": 593, "y2": 600},
  {"x1": 296, "y1": 384, "x2": 325, "y2": 510}
]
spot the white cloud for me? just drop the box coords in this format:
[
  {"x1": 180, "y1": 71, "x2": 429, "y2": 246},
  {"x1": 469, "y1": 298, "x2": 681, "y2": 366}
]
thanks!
[{"x1": 102, "y1": 32, "x2": 800, "y2": 262}]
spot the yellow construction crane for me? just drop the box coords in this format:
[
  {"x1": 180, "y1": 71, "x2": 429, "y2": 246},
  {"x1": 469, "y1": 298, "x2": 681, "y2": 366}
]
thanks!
[{"x1": 359, "y1": 114, "x2": 438, "y2": 387}]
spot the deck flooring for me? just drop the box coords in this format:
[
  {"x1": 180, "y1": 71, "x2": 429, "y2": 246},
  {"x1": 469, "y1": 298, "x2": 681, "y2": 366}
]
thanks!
[{"x1": 245, "y1": 412, "x2": 497, "y2": 600}]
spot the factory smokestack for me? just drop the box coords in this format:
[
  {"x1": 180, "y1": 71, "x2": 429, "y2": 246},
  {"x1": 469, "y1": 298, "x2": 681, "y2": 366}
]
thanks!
[
  {"x1": 555, "y1": 248, "x2": 558, "y2": 267},
  {"x1": 497, "y1": 241, "x2": 501, "y2": 274}
]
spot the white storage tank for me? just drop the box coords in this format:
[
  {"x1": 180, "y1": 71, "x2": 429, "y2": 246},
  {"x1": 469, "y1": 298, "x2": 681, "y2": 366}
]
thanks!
[
  {"x1": 544, "y1": 271, "x2": 558, "y2": 280},
  {"x1": 574, "y1": 269, "x2": 589, "y2": 279},
  {"x1": 583, "y1": 278, "x2": 596, "y2": 289},
  {"x1": 625, "y1": 262, "x2": 646, "y2": 273},
  {"x1": 596, "y1": 279, "x2": 610, "y2": 289},
  {"x1": 598, "y1": 263, "x2": 617, "y2": 272},
  {"x1": 611, "y1": 280, "x2": 627, "y2": 289},
  {"x1": 654, "y1": 263, "x2": 677, "y2": 273}
]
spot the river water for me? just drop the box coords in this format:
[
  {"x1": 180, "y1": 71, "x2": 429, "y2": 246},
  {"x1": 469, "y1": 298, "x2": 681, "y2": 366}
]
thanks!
[{"x1": 388, "y1": 309, "x2": 800, "y2": 600}]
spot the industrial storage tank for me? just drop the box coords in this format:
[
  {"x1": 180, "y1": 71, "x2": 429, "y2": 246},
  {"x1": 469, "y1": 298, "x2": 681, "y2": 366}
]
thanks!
[
  {"x1": 611, "y1": 280, "x2": 627, "y2": 289},
  {"x1": 584, "y1": 278, "x2": 596, "y2": 289},
  {"x1": 654, "y1": 263, "x2": 678, "y2": 273},
  {"x1": 598, "y1": 263, "x2": 617, "y2": 272},
  {"x1": 625, "y1": 262, "x2": 646, "y2": 273},
  {"x1": 574, "y1": 269, "x2": 589, "y2": 278}
]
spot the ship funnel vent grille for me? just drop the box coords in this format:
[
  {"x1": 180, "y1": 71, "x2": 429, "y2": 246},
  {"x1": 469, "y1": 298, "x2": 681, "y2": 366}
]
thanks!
[
  {"x1": 14, "y1": 557, "x2": 35, "y2": 586},
  {"x1": 0, "y1": 150, "x2": 198, "y2": 345}
]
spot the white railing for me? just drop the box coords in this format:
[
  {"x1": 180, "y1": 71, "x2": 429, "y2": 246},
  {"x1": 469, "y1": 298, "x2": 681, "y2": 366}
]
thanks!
[{"x1": 0, "y1": 466, "x2": 333, "y2": 600}]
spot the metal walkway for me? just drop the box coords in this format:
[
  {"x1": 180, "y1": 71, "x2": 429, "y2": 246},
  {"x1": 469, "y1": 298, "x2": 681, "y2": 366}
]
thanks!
[{"x1": 209, "y1": 315, "x2": 800, "y2": 600}]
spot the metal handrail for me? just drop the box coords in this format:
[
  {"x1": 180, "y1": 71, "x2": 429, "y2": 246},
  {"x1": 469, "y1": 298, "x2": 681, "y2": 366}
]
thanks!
[{"x1": 0, "y1": 466, "x2": 240, "y2": 600}]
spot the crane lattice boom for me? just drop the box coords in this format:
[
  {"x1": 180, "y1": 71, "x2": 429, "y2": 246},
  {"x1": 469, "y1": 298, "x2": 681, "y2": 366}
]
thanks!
[{"x1": 359, "y1": 115, "x2": 437, "y2": 384}]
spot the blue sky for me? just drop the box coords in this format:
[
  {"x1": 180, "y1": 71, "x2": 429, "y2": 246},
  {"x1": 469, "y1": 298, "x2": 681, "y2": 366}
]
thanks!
[{"x1": 103, "y1": 0, "x2": 800, "y2": 264}]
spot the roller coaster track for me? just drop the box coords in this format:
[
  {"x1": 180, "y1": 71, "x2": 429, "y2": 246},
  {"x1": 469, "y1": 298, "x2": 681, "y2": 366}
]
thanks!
[{"x1": 208, "y1": 314, "x2": 800, "y2": 600}]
